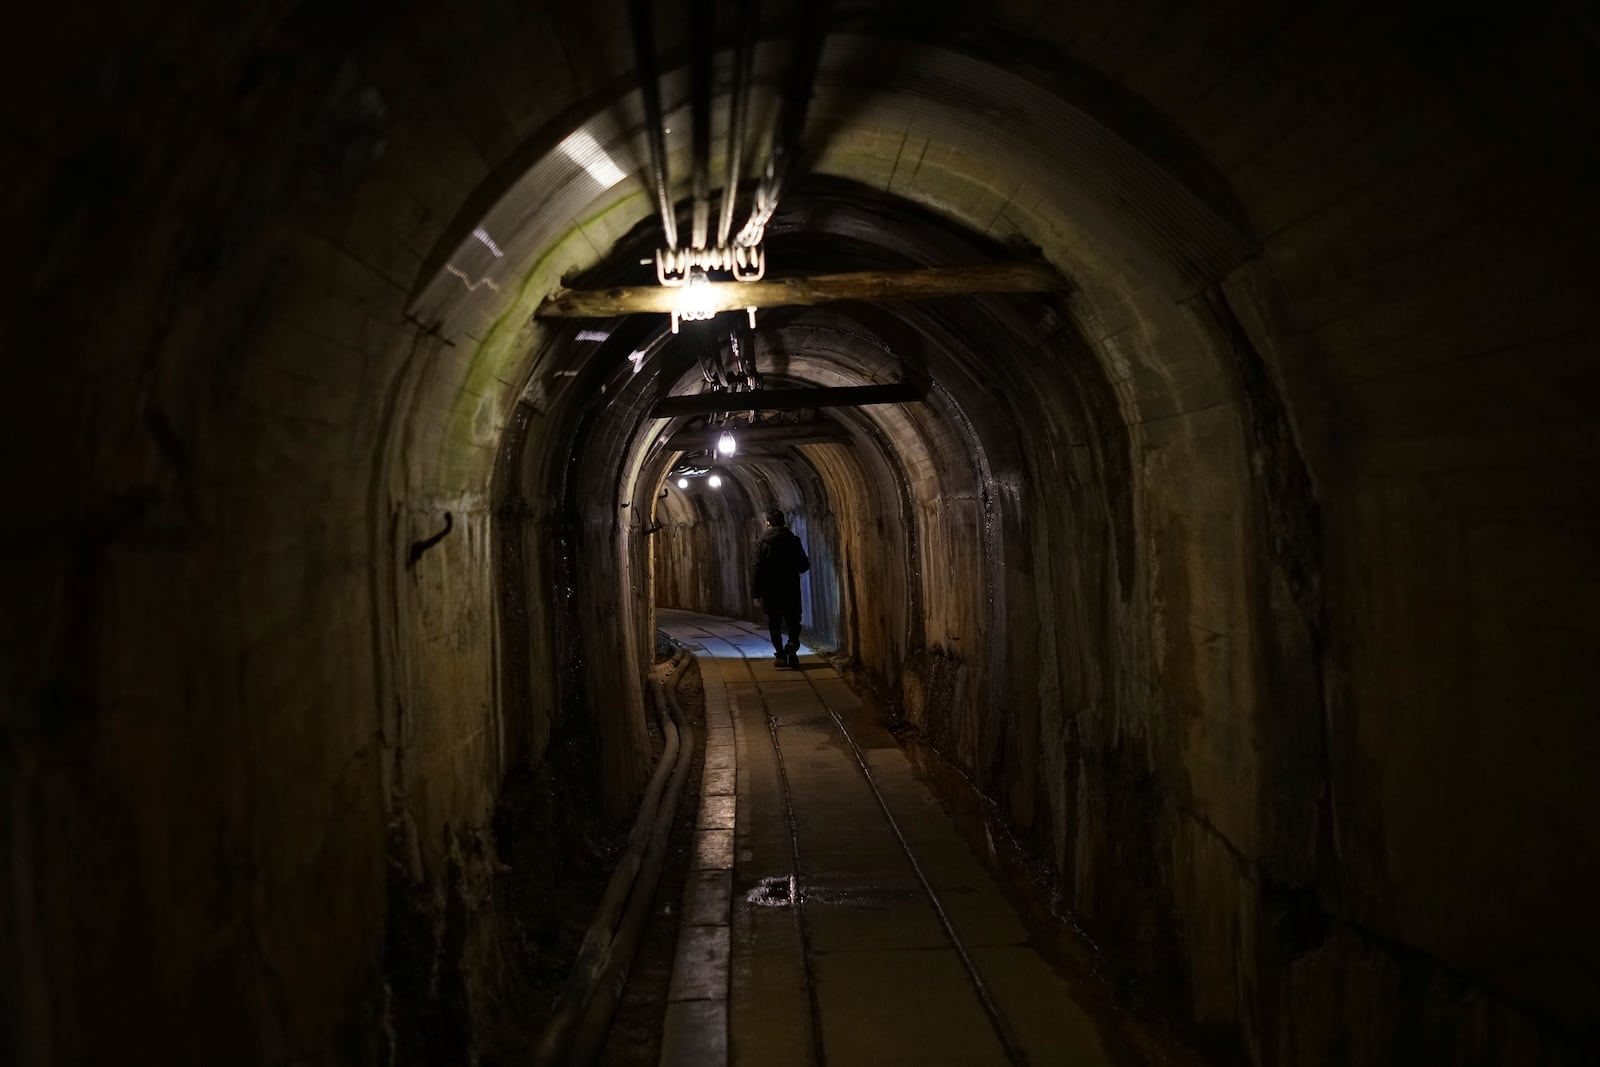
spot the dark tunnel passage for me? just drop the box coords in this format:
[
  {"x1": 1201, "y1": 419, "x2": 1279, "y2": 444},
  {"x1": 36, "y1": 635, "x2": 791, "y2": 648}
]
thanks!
[{"x1": 4, "y1": 2, "x2": 1599, "y2": 1064}]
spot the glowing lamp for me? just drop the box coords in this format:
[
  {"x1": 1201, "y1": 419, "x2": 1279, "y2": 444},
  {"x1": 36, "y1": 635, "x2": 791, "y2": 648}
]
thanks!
[{"x1": 670, "y1": 270, "x2": 717, "y2": 333}]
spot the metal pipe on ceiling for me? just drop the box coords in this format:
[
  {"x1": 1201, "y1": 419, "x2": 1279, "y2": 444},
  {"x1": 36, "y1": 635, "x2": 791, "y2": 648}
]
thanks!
[
  {"x1": 717, "y1": 0, "x2": 759, "y2": 249},
  {"x1": 689, "y1": 0, "x2": 714, "y2": 250},
  {"x1": 737, "y1": 0, "x2": 832, "y2": 247},
  {"x1": 627, "y1": 0, "x2": 678, "y2": 250}
]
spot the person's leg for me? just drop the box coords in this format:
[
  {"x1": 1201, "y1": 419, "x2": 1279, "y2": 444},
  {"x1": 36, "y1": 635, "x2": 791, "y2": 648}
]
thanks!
[
  {"x1": 782, "y1": 598, "x2": 802, "y2": 667},
  {"x1": 766, "y1": 608, "x2": 784, "y2": 655}
]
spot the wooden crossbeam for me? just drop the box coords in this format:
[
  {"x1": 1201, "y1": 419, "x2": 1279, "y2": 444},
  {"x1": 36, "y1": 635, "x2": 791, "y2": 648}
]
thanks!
[
  {"x1": 536, "y1": 262, "x2": 1064, "y2": 319},
  {"x1": 650, "y1": 383, "x2": 921, "y2": 418},
  {"x1": 664, "y1": 423, "x2": 852, "y2": 451},
  {"x1": 683, "y1": 450, "x2": 806, "y2": 465}
]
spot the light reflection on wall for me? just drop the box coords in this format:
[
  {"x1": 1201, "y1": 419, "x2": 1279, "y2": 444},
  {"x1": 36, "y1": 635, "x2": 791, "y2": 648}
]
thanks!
[
  {"x1": 444, "y1": 264, "x2": 500, "y2": 292},
  {"x1": 557, "y1": 129, "x2": 627, "y2": 188},
  {"x1": 471, "y1": 227, "x2": 505, "y2": 257}
]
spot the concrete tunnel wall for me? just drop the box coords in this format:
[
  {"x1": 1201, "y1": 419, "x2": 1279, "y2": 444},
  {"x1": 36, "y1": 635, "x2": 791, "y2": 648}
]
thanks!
[
  {"x1": 651, "y1": 433, "x2": 844, "y2": 646},
  {"x1": 4, "y1": 3, "x2": 1598, "y2": 1064}
]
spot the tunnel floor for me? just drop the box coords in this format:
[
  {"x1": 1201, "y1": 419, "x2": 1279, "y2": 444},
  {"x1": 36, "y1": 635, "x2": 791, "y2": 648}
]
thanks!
[{"x1": 648, "y1": 610, "x2": 1192, "y2": 1066}]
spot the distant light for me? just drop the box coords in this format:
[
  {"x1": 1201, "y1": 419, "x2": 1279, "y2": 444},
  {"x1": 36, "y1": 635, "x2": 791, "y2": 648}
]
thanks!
[
  {"x1": 557, "y1": 129, "x2": 627, "y2": 188},
  {"x1": 676, "y1": 477, "x2": 689, "y2": 489},
  {"x1": 717, "y1": 431, "x2": 736, "y2": 455},
  {"x1": 708, "y1": 474, "x2": 723, "y2": 489},
  {"x1": 575, "y1": 329, "x2": 610, "y2": 342}
]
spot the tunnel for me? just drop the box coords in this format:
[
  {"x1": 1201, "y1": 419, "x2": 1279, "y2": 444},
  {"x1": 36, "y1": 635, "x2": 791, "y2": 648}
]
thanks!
[{"x1": 4, "y1": 2, "x2": 1598, "y2": 1064}]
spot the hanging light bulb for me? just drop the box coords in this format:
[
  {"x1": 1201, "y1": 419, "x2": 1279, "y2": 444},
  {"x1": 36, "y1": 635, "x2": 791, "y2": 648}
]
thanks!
[
  {"x1": 708, "y1": 474, "x2": 723, "y2": 489},
  {"x1": 670, "y1": 269, "x2": 717, "y2": 333},
  {"x1": 717, "y1": 430, "x2": 736, "y2": 456},
  {"x1": 676, "y1": 477, "x2": 689, "y2": 489}
]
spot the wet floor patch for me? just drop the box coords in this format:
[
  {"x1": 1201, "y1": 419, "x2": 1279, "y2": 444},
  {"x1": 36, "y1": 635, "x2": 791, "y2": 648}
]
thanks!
[
  {"x1": 768, "y1": 711, "x2": 833, "y2": 728},
  {"x1": 745, "y1": 874, "x2": 919, "y2": 910},
  {"x1": 747, "y1": 874, "x2": 798, "y2": 908},
  {"x1": 807, "y1": 885, "x2": 917, "y2": 907}
]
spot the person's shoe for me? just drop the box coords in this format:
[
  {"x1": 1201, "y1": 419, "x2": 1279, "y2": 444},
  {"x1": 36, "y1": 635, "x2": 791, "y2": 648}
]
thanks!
[
  {"x1": 787, "y1": 650, "x2": 801, "y2": 671},
  {"x1": 773, "y1": 652, "x2": 787, "y2": 670}
]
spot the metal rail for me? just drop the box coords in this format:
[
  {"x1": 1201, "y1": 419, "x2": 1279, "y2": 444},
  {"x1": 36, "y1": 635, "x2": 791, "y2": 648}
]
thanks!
[
  {"x1": 718, "y1": 620, "x2": 1031, "y2": 1067},
  {"x1": 748, "y1": 646, "x2": 829, "y2": 1065}
]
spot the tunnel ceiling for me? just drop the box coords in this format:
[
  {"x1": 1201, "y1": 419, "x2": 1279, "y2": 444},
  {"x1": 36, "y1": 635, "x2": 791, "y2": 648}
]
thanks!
[
  {"x1": 405, "y1": 27, "x2": 1259, "y2": 502},
  {"x1": 548, "y1": 181, "x2": 1083, "y2": 514},
  {"x1": 399, "y1": 24, "x2": 1268, "y2": 555}
]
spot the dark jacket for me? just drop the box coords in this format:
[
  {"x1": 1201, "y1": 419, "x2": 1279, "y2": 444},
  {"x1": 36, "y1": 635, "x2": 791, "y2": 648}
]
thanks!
[{"x1": 752, "y1": 526, "x2": 810, "y2": 603}]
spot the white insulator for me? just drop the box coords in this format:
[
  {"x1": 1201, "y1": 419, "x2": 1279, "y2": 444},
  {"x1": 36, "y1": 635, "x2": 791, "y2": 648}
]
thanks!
[
  {"x1": 732, "y1": 244, "x2": 766, "y2": 281},
  {"x1": 656, "y1": 246, "x2": 689, "y2": 286}
]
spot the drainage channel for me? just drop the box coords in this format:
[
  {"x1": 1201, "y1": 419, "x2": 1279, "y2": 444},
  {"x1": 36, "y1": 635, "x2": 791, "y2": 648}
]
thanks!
[{"x1": 717, "y1": 621, "x2": 1030, "y2": 1067}]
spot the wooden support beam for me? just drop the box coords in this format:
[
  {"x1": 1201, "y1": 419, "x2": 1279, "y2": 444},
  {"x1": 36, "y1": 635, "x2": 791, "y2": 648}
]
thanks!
[
  {"x1": 664, "y1": 423, "x2": 852, "y2": 451},
  {"x1": 650, "y1": 383, "x2": 921, "y2": 418},
  {"x1": 536, "y1": 262, "x2": 1065, "y2": 319},
  {"x1": 684, "y1": 450, "x2": 805, "y2": 465}
]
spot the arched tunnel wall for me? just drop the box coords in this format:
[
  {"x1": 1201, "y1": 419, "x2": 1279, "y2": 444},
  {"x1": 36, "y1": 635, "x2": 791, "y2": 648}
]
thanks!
[
  {"x1": 653, "y1": 475, "x2": 764, "y2": 621},
  {"x1": 648, "y1": 327, "x2": 926, "y2": 666},
  {"x1": 649, "y1": 436, "x2": 847, "y2": 648},
  {"x1": 4, "y1": 4, "x2": 1598, "y2": 1065}
]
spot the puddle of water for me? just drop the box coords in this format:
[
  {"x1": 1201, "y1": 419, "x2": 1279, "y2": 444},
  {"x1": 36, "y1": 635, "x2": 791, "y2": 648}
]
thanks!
[
  {"x1": 747, "y1": 874, "x2": 798, "y2": 908},
  {"x1": 745, "y1": 875, "x2": 918, "y2": 911}
]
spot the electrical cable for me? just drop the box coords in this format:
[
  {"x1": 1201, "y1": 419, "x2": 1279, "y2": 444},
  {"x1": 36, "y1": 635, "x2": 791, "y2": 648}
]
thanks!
[
  {"x1": 717, "y1": 0, "x2": 760, "y2": 248},
  {"x1": 737, "y1": 0, "x2": 832, "y2": 248},
  {"x1": 689, "y1": 0, "x2": 714, "y2": 250},
  {"x1": 627, "y1": 0, "x2": 678, "y2": 250}
]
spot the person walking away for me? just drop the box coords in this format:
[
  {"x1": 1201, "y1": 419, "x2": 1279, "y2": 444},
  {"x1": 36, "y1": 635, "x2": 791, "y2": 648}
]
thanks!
[{"x1": 752, "y1": 509, "x2": 810, "y2": 669}]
